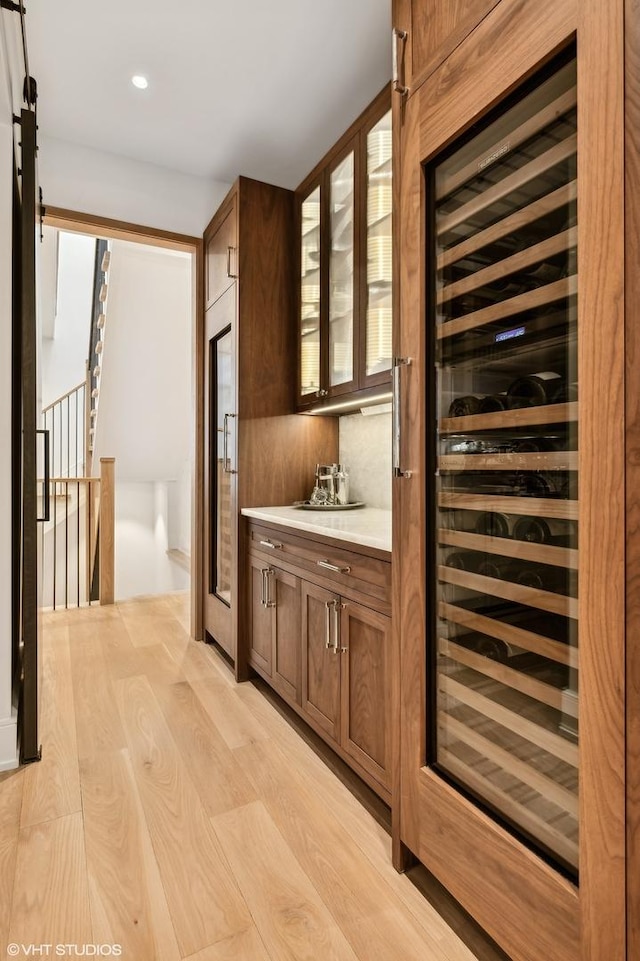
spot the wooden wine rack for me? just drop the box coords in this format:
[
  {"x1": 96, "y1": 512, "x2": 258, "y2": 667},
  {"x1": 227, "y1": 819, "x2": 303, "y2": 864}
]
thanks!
[{"x1": 432, "y1": 60, "x2": 579, "y2": 873}]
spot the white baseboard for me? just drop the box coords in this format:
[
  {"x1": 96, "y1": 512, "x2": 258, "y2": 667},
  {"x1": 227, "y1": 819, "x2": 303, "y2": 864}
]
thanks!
[{"x1": 0, "y1": 708, "x2": 19, "y2": 770}]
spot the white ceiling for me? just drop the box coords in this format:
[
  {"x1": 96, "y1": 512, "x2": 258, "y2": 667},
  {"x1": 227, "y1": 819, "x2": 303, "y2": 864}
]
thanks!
[{"x1": 26, "y1": 0, "x2": 391, "y2": 189}]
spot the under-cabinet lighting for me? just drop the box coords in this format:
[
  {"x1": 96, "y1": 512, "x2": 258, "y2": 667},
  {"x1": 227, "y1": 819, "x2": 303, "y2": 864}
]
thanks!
[
  {"x1": 361, "y1": 401, "x2": 393, "y2": 416},
  {"x1": 306, "y1": 391, "x2": 393, "y2": 416},
  {"x1": 131, "y1": 75, "x2": 149, "y2": 90}
]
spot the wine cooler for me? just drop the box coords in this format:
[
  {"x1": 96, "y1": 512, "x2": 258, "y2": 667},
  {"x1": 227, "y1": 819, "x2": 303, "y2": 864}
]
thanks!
[{"x1": 429, "y1": 54, "x2": 579, "y2": 876}]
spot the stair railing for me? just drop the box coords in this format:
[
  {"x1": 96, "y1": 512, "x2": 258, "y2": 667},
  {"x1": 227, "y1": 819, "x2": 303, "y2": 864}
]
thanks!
[
  {"x1": 42, "y1": 379, "x2": 87, "y2": 480},
  {"x1": 40, "y1": 455, "x2": 115, "y2": 610}
]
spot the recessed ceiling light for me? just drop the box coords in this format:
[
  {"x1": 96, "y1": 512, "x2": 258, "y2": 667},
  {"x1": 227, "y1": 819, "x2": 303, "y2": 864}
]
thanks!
[{"x1": 131, "y1": 75, "x2": 148, "y2": 90}]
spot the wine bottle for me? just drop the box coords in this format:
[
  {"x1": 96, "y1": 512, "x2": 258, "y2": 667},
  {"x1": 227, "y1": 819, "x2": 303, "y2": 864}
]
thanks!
[
  {"x1": 512, "y1": 515, "x2": 576, "y2": 544},
  {"x1": 479, "y1": 393, "x2": 508, "y2": 413},
  {"x1": 506, "y1": 372, "x2": 564, "y2": 409},
  {"x1": 448, "y1": 395, "x2": 482, "y2": 417},
  {"x1": 551, "y1": 381, "x2": 578, "y2": 404},
  {"x1": 478, "y1": 558, "x2": 517, "y2": 580},
  {"x1": 513, "y1": 437, "x2": 557, "y2": 453},
  {"x1": 475, "y1": 511, "x2": 511, "y2": 538},
  {"x1": 445, "y1": 551, "x2": 480, "y2": 571}
]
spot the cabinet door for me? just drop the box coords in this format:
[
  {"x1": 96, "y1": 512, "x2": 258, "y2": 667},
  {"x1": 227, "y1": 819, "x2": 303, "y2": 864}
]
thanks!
[
  {"x1": 273, "y1": 568, "x2": 302, "y2": 705},
  {"x1": 247, "y1": 555, "x2": 273, "y2": 676},
  {"x1": 299, "y1": 180, "x2": 324, "y2": 403},
  {"x1": 393, "y1": 0, "x2": 501, "y2": 94},
  {"x1": 328, "y1": 138, "x2": 359, "y2": 397},
  {"x1": 361, "y1": 107, "x2": 393, "y2": 388},
  {"x1": 206, "y1": 203, "x2": 237, "y2": 309},
  {"x1": 301, "y1": 581, "x2": 341, "y2": 744},
  {"x1": 340, "y1": 601, "x2": 391, "y2": 790},
  {"x1": 204, "y1": 285, "x2": 236, "y2": 658}
]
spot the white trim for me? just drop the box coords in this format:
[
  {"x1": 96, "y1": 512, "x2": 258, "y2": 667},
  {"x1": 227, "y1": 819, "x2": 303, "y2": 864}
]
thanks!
[{"x1": 0, "y1": 708, "x2": 19, "y2": 771}]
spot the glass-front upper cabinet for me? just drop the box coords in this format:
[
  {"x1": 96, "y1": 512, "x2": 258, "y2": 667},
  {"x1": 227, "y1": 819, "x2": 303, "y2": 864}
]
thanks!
[
  {"x1": 429, "y1": 56, "x2": 579, "y2": 876},
  {"x1": 329, "y1": 149, "x2": 356, "y2": 391},
  {"x1": 365, "y1": 109, "x2": 393, "y2": 380},
  {"x1": 300, "y1": 185, "x2": 321, "y2": 398},
  {"x1": 296, "y1": 88, "x2": 391, "y2": 410}
]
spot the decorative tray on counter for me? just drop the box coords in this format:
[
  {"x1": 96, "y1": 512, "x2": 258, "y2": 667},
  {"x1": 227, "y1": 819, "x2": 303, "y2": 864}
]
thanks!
[{"x1": 293, "y1": 501, "x2": 365, "y2": 511}]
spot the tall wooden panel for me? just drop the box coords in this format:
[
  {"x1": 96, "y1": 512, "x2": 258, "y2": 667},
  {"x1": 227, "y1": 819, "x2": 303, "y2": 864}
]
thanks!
[{"x1": 394, "y1": 0, "x2": 627, "y2": 958}]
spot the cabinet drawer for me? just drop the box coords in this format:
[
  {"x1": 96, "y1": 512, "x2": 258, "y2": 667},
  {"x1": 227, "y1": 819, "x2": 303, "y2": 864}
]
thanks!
[{"x1": 248, "y1": 523, "x2": 390, "y2": 605}]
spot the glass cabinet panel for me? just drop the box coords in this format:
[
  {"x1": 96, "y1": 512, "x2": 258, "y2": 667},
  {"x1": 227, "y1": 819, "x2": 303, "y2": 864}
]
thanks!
[
  {"x1": 300, "y1": 186, "x2": 321, "y2": 396},
  {"x1": 329, "y1": 152, "x2": 355, "y2": 387},
  {"x1": 212, "y1": 325, "x2": 233, "y2": 605},
  {"x1": 366, "y1": 110, "x2": 393, "y2": 376},
  {"x1": 429, "y1": 57, "x2": 579, "y2": 875}
]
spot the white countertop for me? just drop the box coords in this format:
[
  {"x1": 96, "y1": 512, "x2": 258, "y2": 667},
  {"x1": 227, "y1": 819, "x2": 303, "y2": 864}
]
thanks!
[{"x1": 241, "y1": 506, "x2": 392, "y2": 553}]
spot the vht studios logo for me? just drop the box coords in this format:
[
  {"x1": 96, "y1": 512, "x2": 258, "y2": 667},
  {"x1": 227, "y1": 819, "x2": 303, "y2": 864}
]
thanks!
[{"x1": 6, "y1": 946, "x2": 123, "y2": 957}]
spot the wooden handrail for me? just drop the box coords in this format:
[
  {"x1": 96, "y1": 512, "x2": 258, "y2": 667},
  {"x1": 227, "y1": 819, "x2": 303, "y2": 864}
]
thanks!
[{"x1": 42, "y1": 379, "x2": 86, "y2": 415}]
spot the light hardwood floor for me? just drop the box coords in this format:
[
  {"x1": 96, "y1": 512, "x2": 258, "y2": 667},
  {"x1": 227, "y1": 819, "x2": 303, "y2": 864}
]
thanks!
[{"x1": 1, "y1": 593, "x2": 498, "y2": 961}]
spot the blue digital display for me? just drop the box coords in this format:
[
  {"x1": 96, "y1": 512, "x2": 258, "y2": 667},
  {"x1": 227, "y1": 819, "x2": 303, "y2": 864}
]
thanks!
[{"x1": 495, "y1": 325, "x2": 526, "y2": 343}]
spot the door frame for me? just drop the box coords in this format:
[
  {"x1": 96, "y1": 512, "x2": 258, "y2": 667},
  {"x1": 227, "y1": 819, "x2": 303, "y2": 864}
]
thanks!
[{"x1": 42, "y1": 206, "x2": 204, "y2": 640}]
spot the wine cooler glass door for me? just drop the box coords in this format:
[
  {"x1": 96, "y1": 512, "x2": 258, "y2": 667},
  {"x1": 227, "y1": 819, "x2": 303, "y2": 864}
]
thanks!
[{"x1": 430, "y1": 54, "x2": 579, "y2": 876}]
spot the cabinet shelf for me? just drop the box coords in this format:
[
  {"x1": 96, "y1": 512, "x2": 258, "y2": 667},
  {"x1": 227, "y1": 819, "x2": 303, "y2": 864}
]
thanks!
[
  {"x1": 368, "y1": 211, "x2": 392, "y2": 239},
  {"x1": 439, "y1": 564, "x2": 578, "y2": 618},
  {"x1": 440, "y1": 401, "x2": 578, "y2": 434},
  {"x1": 438, "y1": 181, "x2": 577, "y2": 271},
  {"x1": 437, "y1": 86, "x2": 577, "y2": 200},
  {"x1": 439, "y1": 637, "x2": 575, "y2": 715},
  {"x1": 437, "y1": 133, "x2": 577, "y2": 237},
  {"x1": 440, "y1": 673, "x2": 578, "y2": 767},
  {"x1": 440, "y1": 712, "x2": 578, "y2": 816},
  {"x1": 439, "y1": 450, "x2": 577, "y2": 471},
  {"x1": 439, "y1": 601, "x2": 578, "y2": 668},
  {"x1": 368, "y1": 156, "x2": 392, "y2": 180},
  {"x1": 438, "y1": 491, "x2": 578, "y2": 520},
  {"x1": 437, "y1": 274, "x2": 577, "y2": 340},
  {"x1": 438, "y1": 527, "x2": 578, "y2": 570},
  {"x1": 437, "y1": 227, "x2": 577, "y2": 306}
]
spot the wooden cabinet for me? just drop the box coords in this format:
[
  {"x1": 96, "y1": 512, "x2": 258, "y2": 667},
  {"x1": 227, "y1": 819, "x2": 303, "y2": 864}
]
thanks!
[
  {"x1": 248, "y1": 555, "x2": 302, "y2": 704},
  {"x1": 296, "y1": 87, "x2": 393, "y2": 410},
  {"x1": 392, "y1": 0, "x2": 501, "y2": 95},
  {"x1": 245, "y1": 520, "x2": 392, "y2": 799},
  {"x1": 394, "y1": 1, "x2": 629, "y2": 960},
  {"x1": 202, "y1": 178, "x2": 338, "y2": 667}
]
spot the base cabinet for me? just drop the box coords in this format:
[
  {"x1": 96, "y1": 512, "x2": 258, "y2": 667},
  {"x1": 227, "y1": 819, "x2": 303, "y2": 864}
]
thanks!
[
  {"x1": 245, "y1": 521, "x2": 392, "y2": 800},
  {"x1": 248, "y1": 556, "x2": 301, "y2": 705}
]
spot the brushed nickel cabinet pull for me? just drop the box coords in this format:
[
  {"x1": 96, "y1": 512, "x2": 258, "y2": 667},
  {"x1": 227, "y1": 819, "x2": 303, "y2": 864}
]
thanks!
[
  {"x1": 392, "y1": 28, "x2": 409, "y2": 96},
  {"x1": 259, "y1": 539, "x2": 283, "y2": 550},
  {"x1": 325, "y1": 600, "x2": 332, "y2": 649},
  {"x1": 226, "y1": 245, "x2": 238, "y2": 278},
  {"x1": 332, "y1": 600, "x2": 343, "y2": 655},
  {"x1": 265, "y1": 569, "x2": 276, "y2": 608},
  {"x1": 317, "y1": 559, "x2": 351, "y2": 574},
  {"x1": 393, "y1": 357, "x2": 412, "y2": 478},
  {"x1": 223, "y1": 412, "x2": 238, "y2": 474}
]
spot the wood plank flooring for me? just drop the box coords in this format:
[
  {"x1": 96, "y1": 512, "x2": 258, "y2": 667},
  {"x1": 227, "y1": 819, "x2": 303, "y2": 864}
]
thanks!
[{"x1": 0, "y1": 593, "x2": 501, "y2": 961}]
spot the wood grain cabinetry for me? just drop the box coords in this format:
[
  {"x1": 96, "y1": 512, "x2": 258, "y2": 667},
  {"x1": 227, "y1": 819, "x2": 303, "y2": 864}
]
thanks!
[
  {"x1": 394, "y1": 0, "x2": 628, "y2": 959},
  {"x1": 202, "y1": 179, "x2": 338, "y2": 668},
  {"x1": 392, "y1": 0, "x2": 501, "y2": 95},
  {"x1": 245, "y1": 520, "x2": 392, "y2": 799},
  {"x1": 296, "y1": 87, "x2": 393, "y2": 410}
]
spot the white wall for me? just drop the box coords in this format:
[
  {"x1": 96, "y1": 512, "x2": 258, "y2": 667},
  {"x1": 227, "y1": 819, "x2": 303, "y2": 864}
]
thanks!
[
  {"x1": 339, "y1": 409, "x2": 392, "y2": 510},
  {"x1": 92, "y1": 239, "x2": 192, "y2": 482},
  {"x1": 115, "y1": 482, "x2": 189, "y2": 600},
  {"x1": 41, "y1": 229, "x2": 95, "y2": 408},
  {"x1": 39, "y1": 134, "x2": 230, "y2": 237},
  {"x1": 0, "y1": 10, "x2": 20, "y2": 768}
]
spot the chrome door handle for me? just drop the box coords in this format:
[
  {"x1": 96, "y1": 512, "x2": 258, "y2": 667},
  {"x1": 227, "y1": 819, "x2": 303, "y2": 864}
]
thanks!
[
  {"x1": 393, "y1": 357, "x2": 412, "y2": 478},
  {"x1": 261, "y1": 568, "x2": 267, "y2": 607},
  {"x1": 226, "y1": 245, "x2": 238, "y2": 279},
  {"x1": 259, "y1": 539, "x2": 283, "y2": 550},
  {"x1": 392, "y1": 28, "x2": 409, "y2": 96},
  {"x1": 223, "y1": 412, "x2": 237, "y2": 474},
  {"x1": 325, "y1": 600, "x2": 332, "y2": 649},
  {"x1": 317, "y1": 560, "x2": 351, "y2": 574}
]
